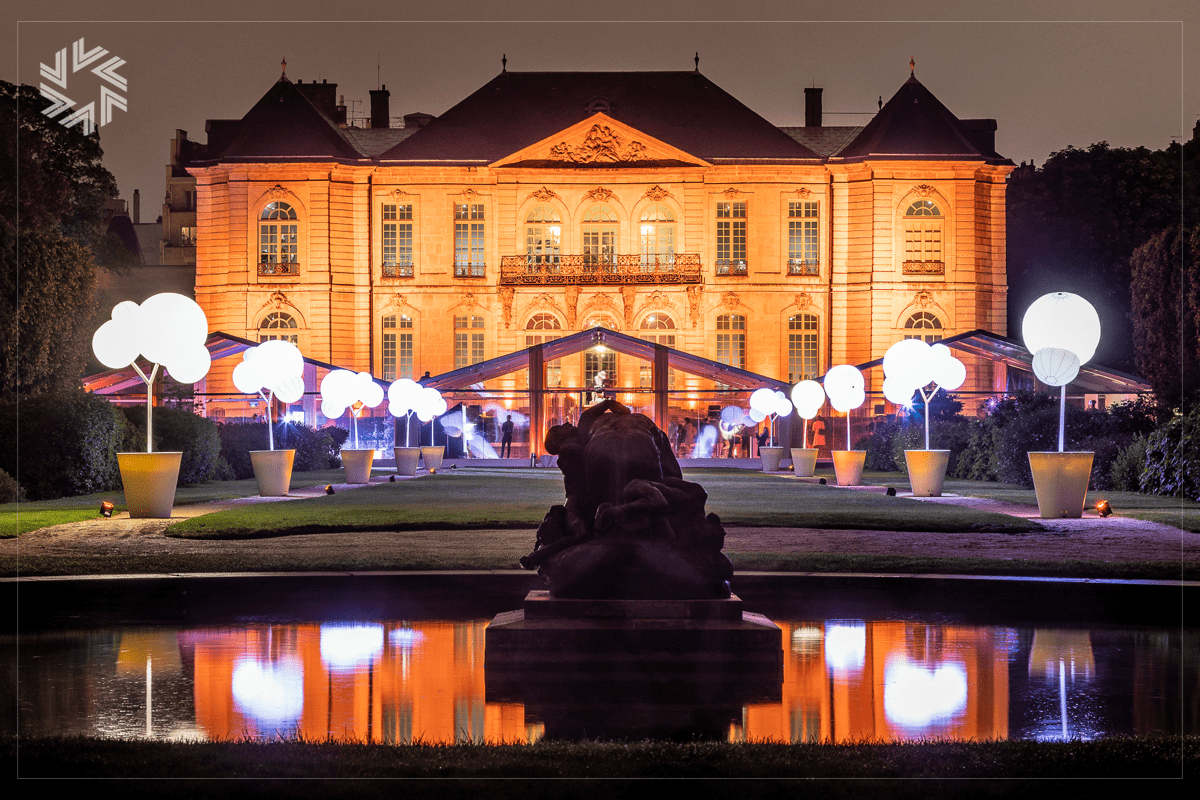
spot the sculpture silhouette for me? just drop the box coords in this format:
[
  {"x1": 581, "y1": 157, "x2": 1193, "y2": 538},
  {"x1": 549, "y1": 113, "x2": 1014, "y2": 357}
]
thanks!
[{"x1": 521, "y1": 399, "x2": 734, "y2": 599}]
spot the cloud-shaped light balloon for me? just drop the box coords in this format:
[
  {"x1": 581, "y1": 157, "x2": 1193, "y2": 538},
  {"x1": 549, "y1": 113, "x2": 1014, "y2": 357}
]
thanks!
[
  {"x1": 750, "y1": 388, "x2": 793, "y2": 447},
  {"x1": 824, "y1": 365, "x2": 865, "y2": 413},
  {"x1": 1022, "y1": 292, "x2": 1101, "y2": 366},
  {"x1": 388, "y1": 379, "x2": 446, "y2": 446},
  {"x1": 882, "y1": 339, "x2": 966, "y2": 450},
  {"x1": 320, "y1": 370, "x2": 384, "y2": 420},
  {"x1": 92, "y1": 293, "x2": 212, "y2": 384},
  {"x1": 790, "y1": 380, "x2": 827, "y2": 449},
  {"x1": 233, "y1": 340, "x2": 306, "y2": 404},
  {"x1": 1031, "y1": 347, "x2": 1080, "y2": 388}
]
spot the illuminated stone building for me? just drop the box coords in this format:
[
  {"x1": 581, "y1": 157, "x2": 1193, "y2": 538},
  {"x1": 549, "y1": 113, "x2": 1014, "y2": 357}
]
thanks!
[{"x1": 188, "y1": 63, "x2": 1014, "y2": 441}]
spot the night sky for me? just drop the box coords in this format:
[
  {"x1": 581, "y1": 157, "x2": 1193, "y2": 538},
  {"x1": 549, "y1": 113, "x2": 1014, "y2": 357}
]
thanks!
[{"x1": 4, "y1": 1, "x2": 1195, "y2": 210}]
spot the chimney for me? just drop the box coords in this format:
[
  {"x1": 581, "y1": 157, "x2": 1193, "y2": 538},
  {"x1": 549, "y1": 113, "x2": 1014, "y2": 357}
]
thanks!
[
  {"x1": 804, "y1": 87, "x2": 823, "y2": 128},
  {"x1": 133, "y1": 189, "x2": 140, "y2": 224},
  {"x1": 336, "y1": 95, "x2": 347, "y2": 126},
  {"x1": 370, "y1": 85, "x2": 390, "y2": 129}
]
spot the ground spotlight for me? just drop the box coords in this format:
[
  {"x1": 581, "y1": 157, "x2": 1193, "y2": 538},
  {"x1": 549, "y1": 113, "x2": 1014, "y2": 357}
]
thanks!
[
  {"x1": 325, "y1": 485, "x2": 336, "y2": 495},
  {"x1": 100, "y1": 501, "x2": 115, "y2": 518},
  {"x1": 1095, "y1": 499, "x2": 1112, "y2": 517},
  {"x1": 818, "y1": 477, "x2": 827, "y2": 485},
  {"x1": 389, "y1": 475, "x2": 396, "y2": 482},
  {"x1": 886, "y1": 487, "x2": 897, "y2": 497}
]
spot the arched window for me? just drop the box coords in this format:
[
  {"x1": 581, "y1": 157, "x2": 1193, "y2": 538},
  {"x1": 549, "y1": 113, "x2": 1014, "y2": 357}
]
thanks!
[
  {"x1": 382, "y1": 314, "x2": 413, "y2": 381},
  {"x1": 787, "y1": 314, "x2": 819, "y2": 382},
  {"x1": 525, "y1": 205, "x2": 562, "y2": 269},
  {"x1": 639, "y1": 313, "x2": 676, "y2": 388},
  {"x1": 259, "y1": 202, "x2": 299, "y2": 275},
  {"x1": 903, "y1": 199, "x2": 943, "y2": 273},
  {"x1": 526, "y1": 313, "x2": 562, "y2": 388},
  {"x1": 903, "y1": 311, "x2": 943, "y2": 343},
  {"x1": 259, "y1": 311, "x2": 298, "y2": 344},
  {"x1": 582, "y1": 204, "x2": 618, "y2": 271},
  {"x1": 716, "y1": 314, "x2": 746, "y2": 370},
  {"x1": 639, "y1": 204, "x2": 675, "y2": 270}
]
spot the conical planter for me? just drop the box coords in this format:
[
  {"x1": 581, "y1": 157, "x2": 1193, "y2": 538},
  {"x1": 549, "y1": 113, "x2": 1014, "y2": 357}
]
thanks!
[
  {"x1": 250, "y1": 449, "x2": 295, "y2": 497},
  {"x1": 1028, "y1": 452, "x2": 1094, "y2": 519},
  {"x1": 832, "y1": 450, "x2": 866, "y2": 487},
  {"x1": 905, "y1": 450, "x2": 951, "y2": 497},
  {"x1": 759, "y1": 446, "x2": 785, "y2": 472},
  {"x1": 340, "y1": 448, "x2": 375, "y2": 484},
  {"x1": 790, "y1": 448, "x2": 818, "y2": 478},
  {"x1": 394, "y1": 446, "x2": 421, "y2": 477},
  {"x1": 117, "y1": 452, "x2": 183, "y2": 519},
  {"x1": 421, "y1": 445, "x2": 445, "y2": 473}
]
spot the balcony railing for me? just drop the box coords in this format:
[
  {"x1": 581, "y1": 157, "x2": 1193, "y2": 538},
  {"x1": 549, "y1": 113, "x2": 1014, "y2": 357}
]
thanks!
[
  {"x1": 454, "y1": 261, "x2": 486, "y2": 278},
  {"x1": 258, "y1": 258, "x2": 299, "y2": 277},
  {"x1": 787, "y1": 259, "x2": 820, "y2": 276},
  {"x1": 715, "y1": 259, "x2": 748, "y2": 276},
  {"x1": 499, "y1": 253, "x2": 701, "y2": 285},
  {"x1": 383, "y1": 262, "x2": 414, "y2": 278},
  {"x1": 902, "y1": 260, "x2": 945, "y2": 276}
]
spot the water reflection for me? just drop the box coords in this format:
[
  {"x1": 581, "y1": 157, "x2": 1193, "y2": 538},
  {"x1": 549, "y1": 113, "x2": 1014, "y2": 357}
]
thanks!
[{"x1": 15, "y1": 618, "x2": 1191, "y2": 743}]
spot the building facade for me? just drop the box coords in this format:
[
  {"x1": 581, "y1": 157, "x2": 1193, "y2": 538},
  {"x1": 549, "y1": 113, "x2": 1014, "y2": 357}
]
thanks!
[{"x1": 188, "y1": 65, "x2": 1013, "y2": 433}]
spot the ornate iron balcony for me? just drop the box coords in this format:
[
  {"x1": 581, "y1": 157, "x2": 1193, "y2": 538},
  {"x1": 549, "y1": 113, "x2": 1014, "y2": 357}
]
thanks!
[
  {"x1": 499, "y1": 253, "x2": 701, "y2": 285},
  {"x1": 454, "y1": 261, "x2": 486, "y2": 278},
  {"x1": 715, "y1": 259, "x2": 748, "y2": 276},
  {"x1": 383, "y1": 262, "x2": 414, "y2": 278},
  {"x1": 258, "y1": 260, "x2": 299, "y2": 276},
  {"x1": 787, "y1": 259, "x2": 820, "y2": 276},
  {"x1": 902, "y1": 260, "x2": 945, "y2": 276}
]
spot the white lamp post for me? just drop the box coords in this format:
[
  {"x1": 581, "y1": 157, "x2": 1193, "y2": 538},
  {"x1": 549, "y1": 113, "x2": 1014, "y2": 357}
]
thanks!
[
  {"x1": 388, "y1": 380, "x2": 447, "y2": 475},
  {"x1": 321, "y1": 369, "x2": 384, "y2": 483},
  {"x1": 789, "y1": 380, "x2": 827, "y2": 477},
  {"x1": 882, "y1": 339, "x2": 966, "y2": 496},
  {"x1": 233, "y1": 340, "x2": 305, "y2": 496},
  {"x1": 749, "y1": 388, "x2": 793, "y2": 471},
  {"x1": 1022, "y1": 292, "x2": 1102, "y2": 518},
  {"x1": 92, "y1": 293, "x2": 211, "y2": 518},
  {"x1": 824, "y1": 364, "x2": 867, "y2": 486}
]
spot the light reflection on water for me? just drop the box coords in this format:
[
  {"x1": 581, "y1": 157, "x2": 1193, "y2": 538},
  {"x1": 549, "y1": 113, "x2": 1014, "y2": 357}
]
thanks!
[{"x1": 14, "y1": 619, "x2": 1191, "y2": 743}]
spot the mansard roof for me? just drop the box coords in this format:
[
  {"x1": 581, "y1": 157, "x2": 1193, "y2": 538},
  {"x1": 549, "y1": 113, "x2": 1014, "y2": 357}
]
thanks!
[
  {"x1": 209, "y1": 77, "x2": 366, "y2": 162},
  {"x1": 378, "y1": 71, "x2": 821, "y2": 163},
  {"x1": 836, "y1": 73, "x2": 1011, "y2": 164}
]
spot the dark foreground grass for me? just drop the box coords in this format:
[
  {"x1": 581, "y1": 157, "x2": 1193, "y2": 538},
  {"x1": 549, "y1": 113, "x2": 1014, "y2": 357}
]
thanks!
[
  {"x1": 10, "y1": 735, "x2": 1193, "y2": 783},
  {"x1": 166, "y1": 468, "x2": 1043, "y2": 539}
]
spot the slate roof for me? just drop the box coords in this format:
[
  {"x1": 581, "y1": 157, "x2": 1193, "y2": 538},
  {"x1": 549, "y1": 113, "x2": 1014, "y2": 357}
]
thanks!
[
  {"x1": 779, "y1": 125, "x2": 865, "y2": 158},
  {"x1": 836, "y1": 74, "x2": 1010, "y2": 164},
  {"x1": 378, "y1": 71, "x2": 821, "y2": 163}
]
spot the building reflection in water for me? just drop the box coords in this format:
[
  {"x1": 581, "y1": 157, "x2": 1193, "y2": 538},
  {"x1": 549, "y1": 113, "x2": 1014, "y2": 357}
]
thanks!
[{"x1": 16, "y1": 618, "x2": 1188, "y2": 743}]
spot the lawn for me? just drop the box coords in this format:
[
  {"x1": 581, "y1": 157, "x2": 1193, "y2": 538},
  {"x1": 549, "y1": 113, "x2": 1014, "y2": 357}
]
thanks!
[{"x1": 164, "y1": 468, "x2": 1044, "y2": 539}]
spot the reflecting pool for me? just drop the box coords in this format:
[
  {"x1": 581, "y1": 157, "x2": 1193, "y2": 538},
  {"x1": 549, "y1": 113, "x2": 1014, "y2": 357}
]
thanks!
[{"x1": 13, "y1": 617, "x2": 1192, "y2": 743}]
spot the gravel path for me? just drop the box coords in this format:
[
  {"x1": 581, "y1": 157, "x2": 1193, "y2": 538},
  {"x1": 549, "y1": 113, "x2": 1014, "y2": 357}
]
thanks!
[{"x1": 4, "y1": 482, "x2": 1196, "y2": 570}]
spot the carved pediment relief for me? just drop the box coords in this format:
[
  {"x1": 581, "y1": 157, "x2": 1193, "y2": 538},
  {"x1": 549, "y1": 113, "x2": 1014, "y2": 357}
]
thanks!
[
  {"x1": 911, "y1": 184, "x2": 937, "y2": 198},
  {"x1": 255, "y1": 184, "x2": 297, "y2": 206},
  {"x1": 719, "y1": 291, "x2": 742, "y2": 311},
  {"x1": 528, "y1": 186, "x2": 561, "y2": 203},
  {"x1": 791, "y1": 292, "x2": 814, "y2": 312},
  {"x1": 644, "y1": 185, "x2": 672, "y2": 202},
  {"x1": 491, "y1": 113, "x2": 711, "y2": 169},
  {"x1": 637, "y1": 290, "x2": 677, "y2": 318}
]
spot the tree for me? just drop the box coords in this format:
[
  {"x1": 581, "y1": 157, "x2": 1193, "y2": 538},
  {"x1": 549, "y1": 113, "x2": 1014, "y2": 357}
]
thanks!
[
  {"x1": 1007, "y1": 142, "x2": 1182, "y2": 372},
  {"x1": 1130, "y1": 225, "x2": 1182, "y2": 409}
]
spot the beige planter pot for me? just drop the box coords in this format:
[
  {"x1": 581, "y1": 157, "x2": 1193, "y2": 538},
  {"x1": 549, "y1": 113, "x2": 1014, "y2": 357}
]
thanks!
[
  {"x1": 250, "y1": 449, "x2": 295, "y2": 497},
  {"x1": 905, "y1": 449, "x2": 951, "y2": 497},
  {"x1": 790, "y1": 448, "x2": 818, "y2": 478},
  {"x1": 393, "y1": 446, "x2": 421, "y2": 477},
  {"x1": 421, "y1": 445, "x2": 445, "y2": 473},
  {"x1": 759, "y1": 446, "x2": 785, "y2": 472},
  {"x1": 1028, "y1": 452, "x2": 1094, "y2": 519},
  {"x1": 117, "y1": 452, "x2": 182, "y2": 519},
  {"x1": 832, "y1": 450, "x2": 866, "y2": 487},
  {"x1": 340, "y1": 449, "x2": 375, "y2": 484}
]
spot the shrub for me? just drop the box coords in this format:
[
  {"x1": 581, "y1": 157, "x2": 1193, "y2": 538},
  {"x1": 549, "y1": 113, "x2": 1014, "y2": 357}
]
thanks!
[
  {"x1": 888, "y1": 416, "x2": 973, "y2": 477},
  {"x1": 216, "y1": 422, "x2": 269, "y2": 480},
  {"x1": 120, "y1": 406, "x2": 227, "y2": 485},
  {"x1": 4, "y1": 391, "x2": 126, "y2": 500},
  {"x1": 217, "y1": 421, "x2": 347, "y2": 478},
  {"x1": 1140, "y1": 408, "x2": 1200, "y2": 498},
  {"x1": 862, "y1": 418, "x2": 901, "y2": 471},
  {"x1": 0, "y1": 468, "x2": 23, "y2": 504},
  {"x1": 1110, "y1": 435, "x2": 1149, "y2": 491}
]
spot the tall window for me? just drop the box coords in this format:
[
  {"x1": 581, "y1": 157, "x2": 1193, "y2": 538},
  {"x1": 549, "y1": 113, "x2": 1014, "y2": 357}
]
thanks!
[
  {"x1": 582, "y1": 205, "x2": 618, "y2": 271},
  {"x1": 715, "y1": 201, "x2": 747, "y2": 275},
  {"x1": 788, "y1": 314, "x2": 819, "y2": 382},
  {"x1": 788, "y1": 202, "x2": 819, "y2": 275},
  {"x1": 639, "y1": 313, "x2": 676, "y2": 388},
  {"x1": 382, "y1": 203, "x2": 413, "y2": 277},
  {"x1": 259, "y1": 202, "x2": 298, "y2": 272},
  {"x1": 259, "y1": 311, "x2": 298, "y2": 344},
  {"x1": 454, "y1": 203, "x2": 485, "y2": 277},
  {"x1": 455, "y1": 314, "x2": 485, "y2": 367},
  {"x1": 525, "y1": 205, "x2": 561, "y2": 269},
  {"x1": 716, "y1": 314, "x2": 746, "y2": 370},
  {"x1": 180, "y1": 226, "x2": 196, "y2": 246},
  {"x1": 903, "y1": 200, "x2": 943, "y2": 266},
  {"x1": 639, "y1": 204, "x2": 675, "y2": 269},
  {"x1": 526, "y1": 313, "x2": 562, "y2": 388},
  {"x1": 904, "y1": 311, "x2": 943, "y2": 343},
  {"x1": 382, "y1": 314, "x2": 413, "y2": 381},
  {"x1": 583, "y1": 316, "x2": 617, "y2": 388}
]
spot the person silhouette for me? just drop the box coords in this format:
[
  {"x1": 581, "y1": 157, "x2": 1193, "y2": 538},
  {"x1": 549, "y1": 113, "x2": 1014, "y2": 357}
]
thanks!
[{"x1": 500, "y1": 414, "x2": 514, "y2": 458}]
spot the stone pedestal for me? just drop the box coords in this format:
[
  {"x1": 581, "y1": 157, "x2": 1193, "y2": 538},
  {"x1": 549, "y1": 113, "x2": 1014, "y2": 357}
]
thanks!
[{"x1": 485, "y1": 591, "x2": 782, "y2": 739}]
